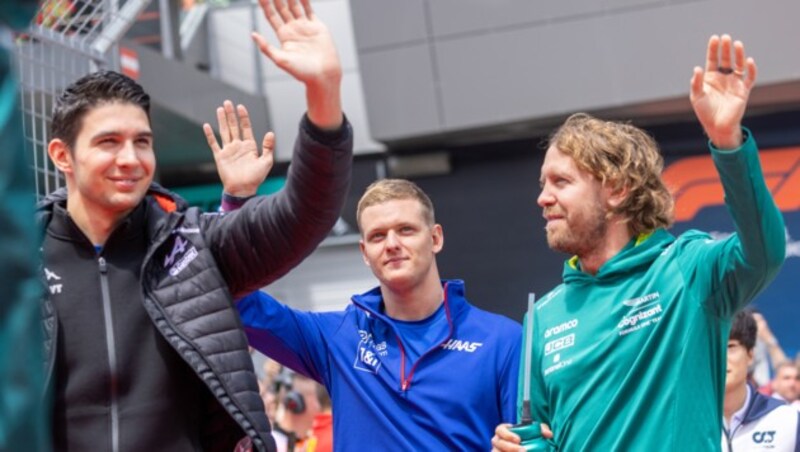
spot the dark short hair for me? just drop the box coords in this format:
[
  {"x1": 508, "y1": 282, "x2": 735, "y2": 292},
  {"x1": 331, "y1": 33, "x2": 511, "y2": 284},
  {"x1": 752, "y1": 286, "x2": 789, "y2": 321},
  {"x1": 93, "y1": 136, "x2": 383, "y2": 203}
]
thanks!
[
  {"x1": 730, "y1": 309, "x2": 757, "y2": 351},
  {"x1": 50, "y1": 70, "x2": 150, "y2": 148}
]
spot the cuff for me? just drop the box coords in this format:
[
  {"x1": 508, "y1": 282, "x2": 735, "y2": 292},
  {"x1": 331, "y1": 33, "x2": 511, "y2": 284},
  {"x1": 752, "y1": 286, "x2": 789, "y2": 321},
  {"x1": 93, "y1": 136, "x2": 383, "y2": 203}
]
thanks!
[
  {"x1": 708, "y1": 127, "x2": 752, "y2": 153},
  {"x1": 220, "y1": 192, "x2": 254, "y2": 213},
  {"x1": 301, "y1": 113, "x2": 351, "y2": 145}
]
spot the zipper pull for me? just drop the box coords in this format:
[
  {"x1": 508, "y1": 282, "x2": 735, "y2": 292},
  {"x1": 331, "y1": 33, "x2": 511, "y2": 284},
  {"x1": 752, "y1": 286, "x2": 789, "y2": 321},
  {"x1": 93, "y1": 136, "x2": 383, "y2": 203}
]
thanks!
[{"x1": 98, "y1": 256, "x2": 108, "y2": 274}]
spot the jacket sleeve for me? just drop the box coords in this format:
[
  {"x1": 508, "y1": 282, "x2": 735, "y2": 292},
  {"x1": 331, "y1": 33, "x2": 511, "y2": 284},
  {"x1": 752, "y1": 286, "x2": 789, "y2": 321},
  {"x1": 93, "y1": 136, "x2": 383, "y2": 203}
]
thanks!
[
  {"x1": 202, "y1": 115, "x2": 353, "y2": 299},
  {"x1": 681, "y1": 129, "x2": 786, "y2": 318},
  {"x1": 499, "y1": 326, "x2": 522, "y2": 424},
  {"x1": 236, "y1": 291, "x2": 334, "y2": 385}
]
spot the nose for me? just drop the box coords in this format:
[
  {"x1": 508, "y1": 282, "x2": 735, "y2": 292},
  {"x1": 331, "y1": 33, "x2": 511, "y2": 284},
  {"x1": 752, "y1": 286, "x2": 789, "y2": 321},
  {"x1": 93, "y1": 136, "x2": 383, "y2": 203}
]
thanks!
[
  {"x1": 385, "y1": 230, "x2": 400, "y2": 249},
  {"x1": 116, "y1": 141, "x2": 139, "y2": 167},
  {"x1": 537, "y1": 186, "x2": 554, "y2": 208}
]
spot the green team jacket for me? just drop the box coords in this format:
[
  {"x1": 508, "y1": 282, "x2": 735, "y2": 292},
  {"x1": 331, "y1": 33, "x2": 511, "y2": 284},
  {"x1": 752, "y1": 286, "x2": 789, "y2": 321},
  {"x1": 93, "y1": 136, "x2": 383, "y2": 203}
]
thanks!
[{"x1": 520, "y1": 130, "x2": 786, "y2": 451}]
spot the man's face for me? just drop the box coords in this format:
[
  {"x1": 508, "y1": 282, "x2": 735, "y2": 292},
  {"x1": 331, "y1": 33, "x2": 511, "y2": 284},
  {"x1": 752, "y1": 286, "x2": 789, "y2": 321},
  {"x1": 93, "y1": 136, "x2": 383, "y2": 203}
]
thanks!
[
  {"x1": 359, "y1": 199, "x2": 442, "y2": 293},
  {"x1": 725, "y1": 339, "x2": 753, "y2": 393},
  {"x1": 58, "y1": 102, "x2": 154, "y2": 221},
  {"x1": 773, "y1": 365, "x2": 800, "y2": 402},
  {"x1": 538, "y1": 145, "x2": 609, "y2": 256}
]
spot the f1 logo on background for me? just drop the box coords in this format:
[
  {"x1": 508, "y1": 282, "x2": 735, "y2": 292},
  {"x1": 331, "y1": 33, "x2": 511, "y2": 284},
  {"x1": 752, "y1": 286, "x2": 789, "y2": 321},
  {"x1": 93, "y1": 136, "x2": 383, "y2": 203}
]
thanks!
[{"x1": 663, "y1": 147, "x2": 800, "y2": 222}]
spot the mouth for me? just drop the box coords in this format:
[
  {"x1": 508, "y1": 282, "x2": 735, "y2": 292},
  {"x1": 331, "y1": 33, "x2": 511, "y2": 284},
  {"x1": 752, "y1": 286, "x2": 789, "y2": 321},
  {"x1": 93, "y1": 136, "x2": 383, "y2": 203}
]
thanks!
[
  {"x1": 109, "y1": 177, "x2": 141, "y2": 190},
  {"x1": 384, "y1": 256, "x2": 408, "y2": 266}
]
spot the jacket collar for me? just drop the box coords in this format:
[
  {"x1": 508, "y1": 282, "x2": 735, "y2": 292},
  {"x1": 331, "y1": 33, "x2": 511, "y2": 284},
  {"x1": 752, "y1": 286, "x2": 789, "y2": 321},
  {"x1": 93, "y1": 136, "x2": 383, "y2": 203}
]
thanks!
[
  {"x1": 351, "y1": 279, "x2": 470, "y2": 323},
  {"x1": 562, "y1": 229, "x2": 675, "y2": 285},
  {"x1": 37, "y1": 183, "x2": 189, "y2": 235},
  {"x1": 741, "y1": 382, "x2": 788, "y2": 424}
]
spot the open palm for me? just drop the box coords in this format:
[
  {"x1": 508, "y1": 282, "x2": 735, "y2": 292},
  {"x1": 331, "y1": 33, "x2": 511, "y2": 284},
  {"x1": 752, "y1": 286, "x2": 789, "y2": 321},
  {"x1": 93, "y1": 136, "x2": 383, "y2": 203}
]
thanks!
[
  {"x1": 204, "y1": 101, "x2": 274, "y2": 197},
  {"x1": 690, "y1": 35, "x2": 756, "y2": 149},
  {"x1": 253, "y1": 0, "x2": 341, "y2": 85}
]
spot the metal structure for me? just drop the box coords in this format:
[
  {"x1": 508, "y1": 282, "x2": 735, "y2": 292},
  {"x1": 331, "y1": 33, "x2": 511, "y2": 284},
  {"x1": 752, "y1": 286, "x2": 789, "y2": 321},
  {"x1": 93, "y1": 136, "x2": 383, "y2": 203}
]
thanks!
[{"x1": 15, "y1": 0, "x2": 151, "y2": 197}]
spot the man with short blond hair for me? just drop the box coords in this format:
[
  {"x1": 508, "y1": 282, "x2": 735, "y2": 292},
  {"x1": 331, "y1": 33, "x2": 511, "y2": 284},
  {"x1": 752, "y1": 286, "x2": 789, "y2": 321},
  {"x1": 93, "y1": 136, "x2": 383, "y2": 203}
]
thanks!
[{"x1": 236, "y1": 178, "x2": 521, "y2": 450}]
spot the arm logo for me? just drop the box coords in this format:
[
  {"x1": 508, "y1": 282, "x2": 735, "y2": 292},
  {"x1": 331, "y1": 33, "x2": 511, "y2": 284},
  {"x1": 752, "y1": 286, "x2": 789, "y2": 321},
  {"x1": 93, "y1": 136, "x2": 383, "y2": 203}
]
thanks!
[{"x1": 662, "y1": 147, "x2": 800, "y2": 222}]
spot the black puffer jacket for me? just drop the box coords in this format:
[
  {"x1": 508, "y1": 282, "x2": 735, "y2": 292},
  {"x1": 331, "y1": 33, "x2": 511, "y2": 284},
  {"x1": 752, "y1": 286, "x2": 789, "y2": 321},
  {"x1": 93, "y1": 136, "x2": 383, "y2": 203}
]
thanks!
[{"x1": 38, "y1": 116, "x2": 352, "y2": 451}]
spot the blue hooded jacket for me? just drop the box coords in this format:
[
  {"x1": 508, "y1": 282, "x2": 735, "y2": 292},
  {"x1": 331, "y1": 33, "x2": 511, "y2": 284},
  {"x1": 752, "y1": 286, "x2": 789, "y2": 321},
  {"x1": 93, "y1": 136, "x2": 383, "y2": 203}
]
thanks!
[{"x1": 237, "y1": 279, "x2": 521, "y2": 451}]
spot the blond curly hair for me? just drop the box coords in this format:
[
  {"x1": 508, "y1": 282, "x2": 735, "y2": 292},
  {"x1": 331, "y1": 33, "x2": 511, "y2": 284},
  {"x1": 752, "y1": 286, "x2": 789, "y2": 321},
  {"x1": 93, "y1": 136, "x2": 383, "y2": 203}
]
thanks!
[{"x1": 547, "y1": 113, "x2": 674, "y2": 235}]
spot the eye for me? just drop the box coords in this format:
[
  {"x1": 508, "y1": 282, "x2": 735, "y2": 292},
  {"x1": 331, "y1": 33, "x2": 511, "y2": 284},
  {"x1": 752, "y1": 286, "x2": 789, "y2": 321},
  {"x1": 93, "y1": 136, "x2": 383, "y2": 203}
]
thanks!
[
  {"x1": 368, "y1": 232, "x2": 385, "y2": 242},
  {"x1": 135, "y1": 137, "x2": 152, "y2": 146}
]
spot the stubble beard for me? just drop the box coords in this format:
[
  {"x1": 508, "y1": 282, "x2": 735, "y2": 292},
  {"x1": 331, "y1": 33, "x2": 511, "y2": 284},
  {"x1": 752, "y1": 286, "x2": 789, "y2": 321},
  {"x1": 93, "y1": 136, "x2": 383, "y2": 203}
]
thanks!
[{"x1": 546, "y1": 205, "x2": 608, "y2": 256}]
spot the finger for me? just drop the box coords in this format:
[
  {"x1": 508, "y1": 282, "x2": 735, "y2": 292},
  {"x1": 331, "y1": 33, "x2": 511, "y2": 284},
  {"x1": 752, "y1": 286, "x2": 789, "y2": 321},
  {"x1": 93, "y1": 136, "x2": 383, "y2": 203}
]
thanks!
[
  {"x1": 238, "y1": 104, "x2": 256, "y2": 143},
  {"x1": 494, "y1": 423, "x2": 520, "y2": 442},
  {"x1": 216, "y1": 106, "x2": 231, "y2": 145},
  {"x1": 733, "y1": 40, "x2": 746, "y2": 74},
  {"x1": 258, "y1": 0, "x2": 283, "y2": 32},
  {"x1": 287, "y1": 0, "x2": 304, "y2": 20},
  {"x1": 273, "y1": 0, "x2": 293, "y2": 24},
  {"x1": 224, "y1": 100, "x2": 240, "y2": 141},
  {"x1": 541, "y1": 423, "x2": 554, "y2": 439},
  {"x1": 490, "y1": 436, "x2": 524, "y2": 452},
  {"x1": 299, "y1": 0, "x2": 315, "y2": 20},
  {"x1": 719, "y1": 34, "x2": 733, "y2": 71},
  {"x1": 252, "y1": 33, "x2": 282, "y2": 65},
  {"x1": 262, "y1": 131, "x2": 276, "y2": 157},
  {"x1": 705, "y1": 35, "x2": 719, "y2": 72},
  {"x1": 203, "y1": 123, "x2": 221, "y2": 155},
  {"x1": 744, "y1": 57, "x2": 757, "y2": 89},
  {"x1": 690, "y1": 66, "x2": 704, "y2": 101}
]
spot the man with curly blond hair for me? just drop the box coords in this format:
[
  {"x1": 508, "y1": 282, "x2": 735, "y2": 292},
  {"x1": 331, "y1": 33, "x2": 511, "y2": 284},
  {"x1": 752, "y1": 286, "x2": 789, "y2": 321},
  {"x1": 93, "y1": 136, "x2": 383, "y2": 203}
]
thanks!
[{"x1": 493, "y1": 35, "x2": 786, "y2": 451}]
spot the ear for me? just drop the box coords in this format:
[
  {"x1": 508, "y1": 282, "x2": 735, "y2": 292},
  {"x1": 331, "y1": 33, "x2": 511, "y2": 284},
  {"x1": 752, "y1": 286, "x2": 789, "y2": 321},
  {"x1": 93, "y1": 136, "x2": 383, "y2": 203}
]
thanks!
[
  {"x1": 605, "y1": 183, "x2": 629, "y2": 210},
  {"x1": 48, "y1": 138, "x2": 73, "y2": 175},
  {"x1": 431, "y1": 224, "x2": 444, "y2": 254},
  {"x1": 358, "y1": 239, "x2": 370, "y2": 267},
  {"x1": 746, "y1": 348, "x2": 755, "y2": 367}
]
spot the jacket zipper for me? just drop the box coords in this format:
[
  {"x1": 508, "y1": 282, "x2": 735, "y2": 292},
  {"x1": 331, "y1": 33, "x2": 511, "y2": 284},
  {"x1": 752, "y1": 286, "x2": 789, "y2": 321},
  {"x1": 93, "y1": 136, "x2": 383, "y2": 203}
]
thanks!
[
  {"x1": 355, "y1": 283, "x2": 455, "y2": 393},
  {"x1": 98, "y1": 256, "x2": 120, "y2": 452},
  {"x1": 395, "y1": 296, "x2": 454, "y2": 392}
]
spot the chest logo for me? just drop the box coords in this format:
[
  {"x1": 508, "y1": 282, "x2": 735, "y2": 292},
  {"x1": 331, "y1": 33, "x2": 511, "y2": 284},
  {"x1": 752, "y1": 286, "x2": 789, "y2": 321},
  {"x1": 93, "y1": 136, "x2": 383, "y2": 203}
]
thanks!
[
  {"x1": 164, "y1": 235, "x2": 199, "y2": 277},
  {"x1": 441, "y1": 339, "x2": 483, "y2": 352},
  {"x1": 353, "y1": 330, "x2": 385, "y2": 374},
  {"x1": 752, "y1": 431, "x2": 775, "y2": 444},
  {"x1": 44, "y1": 267, "x2": 62, "y2": 294}
]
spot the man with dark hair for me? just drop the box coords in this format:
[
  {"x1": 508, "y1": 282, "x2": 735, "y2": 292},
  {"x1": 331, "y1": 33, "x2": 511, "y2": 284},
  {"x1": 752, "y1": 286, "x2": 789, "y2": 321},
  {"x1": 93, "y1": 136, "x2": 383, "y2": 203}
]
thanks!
[
  {"x1": 39, "y1": 0, "x2": 352, "y2": 450},
  {"x1": 493, "y1": 35, "x2": 786, "y2": 451},
  {"x1": 722, "y1": 310, "x2": 799, "y2": 451}
]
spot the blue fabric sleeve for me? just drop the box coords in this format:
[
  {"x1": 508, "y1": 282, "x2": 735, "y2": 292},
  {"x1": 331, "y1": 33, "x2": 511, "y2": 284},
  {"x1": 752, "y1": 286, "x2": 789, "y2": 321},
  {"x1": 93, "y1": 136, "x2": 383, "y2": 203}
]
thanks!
[{"x1": 237, "y1": 291, "x2": 337, "y2": 386}]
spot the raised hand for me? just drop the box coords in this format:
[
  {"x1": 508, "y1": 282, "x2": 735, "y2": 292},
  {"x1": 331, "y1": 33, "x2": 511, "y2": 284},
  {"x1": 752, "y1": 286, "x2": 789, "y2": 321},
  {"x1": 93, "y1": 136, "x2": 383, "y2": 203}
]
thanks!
[
  {"x1": 203, "y1": 100, "x2": 275, "y2": 198},
  {"x1": 690, "y1": 34, "x2": 757, "y2": 149},
  {"x1": 252, "y1": 0, "x2": 343, "y2": 130}
]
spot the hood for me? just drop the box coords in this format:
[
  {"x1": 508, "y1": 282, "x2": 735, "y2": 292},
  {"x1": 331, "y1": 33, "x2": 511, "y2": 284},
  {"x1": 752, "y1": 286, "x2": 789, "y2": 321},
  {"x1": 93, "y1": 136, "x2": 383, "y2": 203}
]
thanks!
[
  {"x1": 351, "y1": 279, "x2": 470, "y2": 321},
  {"x1": 562, "y1": 229, "x2": 676, "y2": 285},
  {"x1": 36, "y1": 182, "x2": 190, "y2": 215}
]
